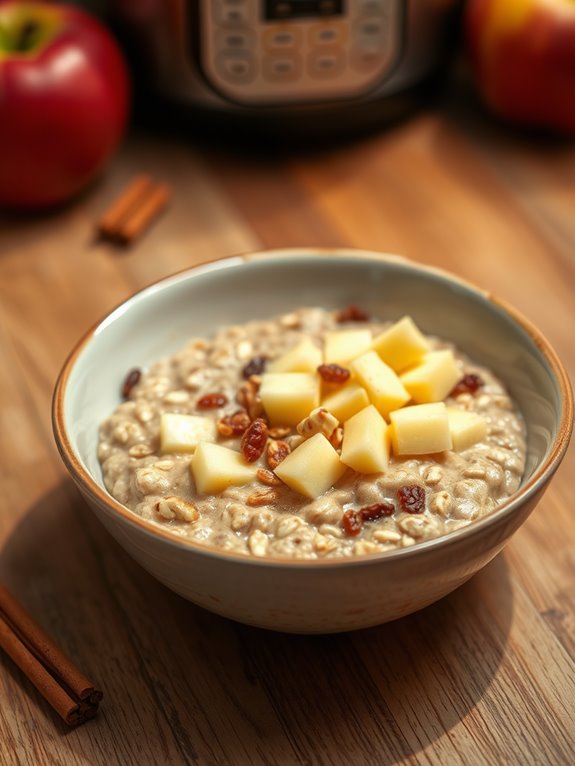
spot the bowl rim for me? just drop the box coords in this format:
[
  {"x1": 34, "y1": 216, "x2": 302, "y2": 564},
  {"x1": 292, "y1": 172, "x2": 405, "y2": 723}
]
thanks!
[{"x1": 52, "y1": 248, "x2": 573, "y2": 570}]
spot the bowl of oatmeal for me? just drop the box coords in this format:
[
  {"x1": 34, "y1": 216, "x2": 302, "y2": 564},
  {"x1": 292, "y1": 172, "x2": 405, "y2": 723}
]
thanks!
[{"x1": 52, "y1": 249, "x2": 572, "y2": 633}]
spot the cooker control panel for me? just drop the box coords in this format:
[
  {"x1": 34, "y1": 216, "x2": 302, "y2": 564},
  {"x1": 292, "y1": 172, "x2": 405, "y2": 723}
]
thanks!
[{"x1": 198, "y1": 0, "x2": 403, "y2": 105}]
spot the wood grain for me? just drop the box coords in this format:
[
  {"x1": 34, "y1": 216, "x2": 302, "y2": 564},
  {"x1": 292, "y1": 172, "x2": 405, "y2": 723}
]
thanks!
[{"x1": 0, "y1": 81, "x2": 573, "y2": 765}]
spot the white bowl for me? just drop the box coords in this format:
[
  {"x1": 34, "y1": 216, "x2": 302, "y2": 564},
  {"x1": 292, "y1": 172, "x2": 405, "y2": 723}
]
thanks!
[{"x1": 52, "y1": 249, "x2": 573, "y2": 633}]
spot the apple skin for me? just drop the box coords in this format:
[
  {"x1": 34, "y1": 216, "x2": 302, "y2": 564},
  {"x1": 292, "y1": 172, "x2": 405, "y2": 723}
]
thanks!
[
  {"x1": 0, "y1": 2, "x2": 130, "y2": 209},
  {"x1": 465, "y1": 0, "x2": 575, "y2": 134}
]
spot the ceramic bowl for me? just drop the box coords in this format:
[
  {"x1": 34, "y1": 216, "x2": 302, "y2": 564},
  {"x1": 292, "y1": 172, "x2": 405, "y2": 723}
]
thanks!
[{"x1": 52, "y1": 249, "x2": 573, "y2": 633}]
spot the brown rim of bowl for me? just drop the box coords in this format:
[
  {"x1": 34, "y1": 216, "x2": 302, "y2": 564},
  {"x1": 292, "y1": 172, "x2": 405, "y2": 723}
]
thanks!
[{"x1": 52, "y1": 249, "x2": 573, "y2": 569}]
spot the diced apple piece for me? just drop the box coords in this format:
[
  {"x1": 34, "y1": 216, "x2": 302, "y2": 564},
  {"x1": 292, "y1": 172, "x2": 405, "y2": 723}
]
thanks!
[
  {"x1": 321, "y1": 382, "x2": 370, "y2": 423},
  {"x1": 390, "y1": 402, "x2": 452, "y2": 456},
  {"x1": 350, "y1": 351, "x2": 410, "y2": 419},
  {"x1": 447, "y1": 407, "x2": 488, "y2": 451},
  {"x1": 267, "y1": 337, "x2": 322, "y2": 373},
  {"x1": 400, "y1": 350, "x2": 461, "y2": 403},
  {"x1": 190, "y1": 442, "x2": 257, "y2": 494},
  {"x1": 323, "y1": 329, "x2": 372, "y2": 365},
  {"x1": 274, "y1": 433, "x2": 346, "y2": 499},
  {"x1": 340, "y1": 405, "x2": 390, "y2": 474},
  {"x1": 371, "y1": 316, "x2": 430, "y2": 372},
  {"x1": 259, "y1": 372, "x2": 320, "y2": 426},
  {"x1": 160, "y1": 413, "x2": 216, "y2": 453}
]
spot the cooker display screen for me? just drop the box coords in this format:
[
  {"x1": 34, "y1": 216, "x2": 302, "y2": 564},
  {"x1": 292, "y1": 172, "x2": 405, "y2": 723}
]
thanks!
[{"x1": 264, "y1": 1, "x2": 344, "y2": 21}]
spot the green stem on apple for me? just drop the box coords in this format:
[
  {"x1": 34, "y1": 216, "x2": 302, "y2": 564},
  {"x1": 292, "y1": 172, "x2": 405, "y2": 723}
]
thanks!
[{"x1": 16, "y1": 20, "x2": 41, "y2": 53}]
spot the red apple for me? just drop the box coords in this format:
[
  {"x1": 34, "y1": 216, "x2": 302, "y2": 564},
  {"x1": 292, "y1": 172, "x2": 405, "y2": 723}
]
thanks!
[
  {"x1": 465, "y1": 0, "x2": 575, "y2": 134},
  {"x1": 0, "y1": 1, "x2": 130, "y2": 209}
]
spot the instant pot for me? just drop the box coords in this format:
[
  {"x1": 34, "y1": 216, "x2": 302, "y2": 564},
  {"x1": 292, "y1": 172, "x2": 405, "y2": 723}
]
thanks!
[{"x1": 113, "y1": 0, "x2": 462, "y2": 135}]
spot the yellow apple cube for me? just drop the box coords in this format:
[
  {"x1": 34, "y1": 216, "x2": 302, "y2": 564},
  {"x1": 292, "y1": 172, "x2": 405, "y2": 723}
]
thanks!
[
  {"x1": 400, "y1": 350, "x2": 461, "y2": 403},
  {"x1": 447, "y1": 407, "x2": 488, "y2": 451},
  {"x1": 371, "y1": 316, "x2": 430, "y2": 372},
  {"x1": 190, "y1": 442, "x2": 257, "y2": 494},
  {"x1": 323, "y1": 329, "x2": 372, "y2": 365},
  {"x1": 390, "y1": 402, "x2": 452, "y2": 456},
  {"x1": 259, "y1": 372, "x2": 320, "y2": 426},
  {"x1": 267, "y1": 337, "x2": 322, "y2": 373},
  {"x1": 321, "y1": 382, "x2": 370, "y2": 423},
  {"x1": 160, "y1": 413, "x2": 216, "y2": 453},
  {"x1": 350, "y1": 351, "x2": 410, "y2": 419},
  {"x1": 340, "y1": 405, "x2": 390, "y2": 474},
  {"x1": 274, "y1": 433, "x2": 346, "y2": 499}
]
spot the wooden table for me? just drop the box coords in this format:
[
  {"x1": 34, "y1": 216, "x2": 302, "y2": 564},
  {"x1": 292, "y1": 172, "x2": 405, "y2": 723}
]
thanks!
[{"x1": 0, "y1": 78, "x2": 574, "y2": 765}]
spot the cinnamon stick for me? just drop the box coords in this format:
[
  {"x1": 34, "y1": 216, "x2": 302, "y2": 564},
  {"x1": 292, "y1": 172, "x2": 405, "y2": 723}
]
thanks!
[
  {"x1": 115, "y1": 182, "x2": 171, "y2": 245},
  {"x1": 97, "y1": 174, "x2": 153, "y2": 240},
  {"x1": 0, "y1": 584, "x2": 102, "y2": 726},
  {"x1": 96, "y1": 175, "x2": 171, "y2": 245}
]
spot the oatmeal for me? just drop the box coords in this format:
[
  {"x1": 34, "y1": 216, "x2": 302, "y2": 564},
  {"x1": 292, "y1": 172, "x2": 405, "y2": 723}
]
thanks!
[{"x1": 98, "y1": 308, "x2": 526, "y2": 559}]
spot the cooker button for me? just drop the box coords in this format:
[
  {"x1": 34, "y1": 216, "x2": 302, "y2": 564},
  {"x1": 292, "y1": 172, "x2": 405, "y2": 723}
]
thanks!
[
  {"x1": 262, "y1": 54, "x2": 302, "y2": 82},
  {"x1": 214, "y1": 2, "x2": 251, "y2": 26},
  {"x1": 354, "y1": 17, "x2": 386, "y2": 52},
  {"x1": 308, "y1": 23, "x2": 346, "y2": 47},
  {"x1": 357, "y1": 0, "x2": 386, "y2": 15},
  {"x1": 308, "y1": 49, "x2": 345, "y2": 78},
  {"x1": 263, "y1": 27, "x2": 302, "y2": 50},
  {"x1": 350, "y1": 49, "x2": 384, "y2": 72},
  {"x1": 216, "y1": 51, "x2": 256, "y2": 83},
  {"x1": 216, "y1": 28, "x2": 255, "y2": 51}
]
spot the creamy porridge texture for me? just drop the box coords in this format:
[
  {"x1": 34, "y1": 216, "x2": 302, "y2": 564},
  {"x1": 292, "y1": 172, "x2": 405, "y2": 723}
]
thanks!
[{"x1": 98, "y1": 307, "x2": 526, "y2": 559}]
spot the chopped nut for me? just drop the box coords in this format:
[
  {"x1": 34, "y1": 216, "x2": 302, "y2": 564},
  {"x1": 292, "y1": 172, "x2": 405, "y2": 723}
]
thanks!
[
  {"x1": 247, "y1": 488, "x2": 278, "y2": 507},
  {"x1": 257, "y1": 467, "x2": 283, "y2": 486},
  {"x1": 268, "y1": 425, "x2": 292, "y2": 439},
  {"x1": 155, "y1": 496, "x2": 199, "y2": 523},
  {"x1": 296, "y1": 407, "x2": 339, "y2": 440},
  {"x1": 329, "y1": 426, "x2": 344, "y2": 449},
  {"x1": 423, "y1": 465, "x2": 443, "y2": 486},
  {"x1": 228, "y1": 503, "x2": 252, "y2": 531}
]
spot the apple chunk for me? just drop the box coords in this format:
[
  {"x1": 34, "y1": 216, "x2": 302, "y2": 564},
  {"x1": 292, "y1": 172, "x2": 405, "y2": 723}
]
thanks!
[
  {"x1": 400, "y1": 350, "x2": 461, "y2": 404},
  {"x1": 160, "y1": 413, "x2": 216, "y2": 453},
  {"x1": 371, "y1": 316, "x2": 430, "y2": 372},
  {"x1": 259, "y1": 372, "x2": 320, "y2": 426},
  {"x1": 390, "y1": 402, "x2": 452, "y2": 456},
  {"x1": 351, "y1": 351, "x2": 410, "y2": 419},
  {"x1": 340, "y1": 405, "x2": 390, "y2": 474},
  {"x1": 447, "y1": 407, "x2": 487, "y2": 451},
  {"x1": 190, "y1": 442, "x2": 257, "y2": 494},
  {"x1": 323, "y1": 329, "x2": 372, "y2": 365},
  {"x1": 274, "y1": 433, "x2": 346, "y2": 499},
  {"x1": 321, "y1": 382, "x2": 370, "y2": 423},
  {"x1": 267, "y1": 337, "x2": 322, "y2": 373}
]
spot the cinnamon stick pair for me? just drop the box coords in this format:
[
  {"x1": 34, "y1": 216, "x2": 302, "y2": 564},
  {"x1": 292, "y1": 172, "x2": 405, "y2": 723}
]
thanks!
[
  {"x1": 0, "y1": 584, "x2": 102, "y2": 726},
  {"x1": 97, "y1": 174, "x2": 170, "y2": 245}
]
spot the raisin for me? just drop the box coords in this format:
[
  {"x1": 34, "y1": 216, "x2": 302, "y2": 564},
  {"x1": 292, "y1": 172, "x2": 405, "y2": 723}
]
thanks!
[
  {"x1": 217, "y1": 409, "x2": 251, "y2": 437},
  {"x1": 360, "y1": 502, "x2": 394, "y2": 522},
  {"x1": 197, "y1": 392, "x2": 228, "y2": 410},
  {"x1": 266, "y1": 440, "x2": 290, "y2": 470},
  {"x1": 450, "y1": 373, "x2": 484, "y2": 397},
  {"x1": 242, "y1": 356, "x2": 267, "y2": 379},
  {"x1": 241, "y1": 418, "x2": 269, "y2": 462},
  {"x1": 317, "y1": 363, "x2": 351, "y2": 384},
  {"x1": 336, "y1": 305, "x2": 370, "y2": 323},
  {"x1": 397, "y1": 485, "x2": 426, "y2": 514},
  {"x1": 342, "y1": 509, "x2": 363, "y2": 537},
  {"x1": 121, "y1": 368, "x2": 141, "y2": 399}
]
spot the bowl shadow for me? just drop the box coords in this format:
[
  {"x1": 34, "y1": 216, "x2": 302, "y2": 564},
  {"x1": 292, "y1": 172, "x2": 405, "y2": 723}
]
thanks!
[{"x1": 0, "y1": 481, "x2": 513, "y2": 764}]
